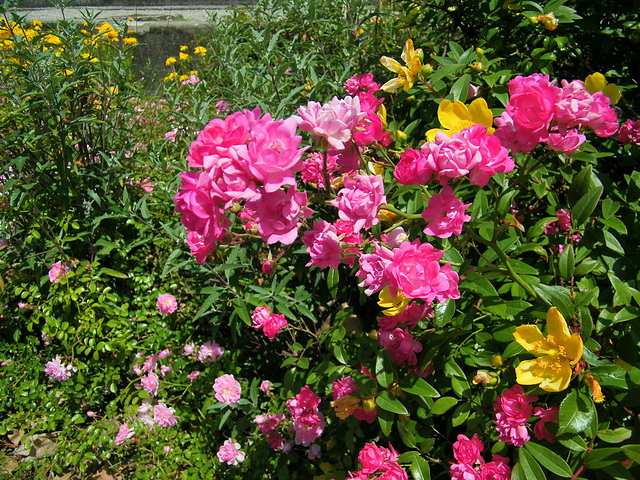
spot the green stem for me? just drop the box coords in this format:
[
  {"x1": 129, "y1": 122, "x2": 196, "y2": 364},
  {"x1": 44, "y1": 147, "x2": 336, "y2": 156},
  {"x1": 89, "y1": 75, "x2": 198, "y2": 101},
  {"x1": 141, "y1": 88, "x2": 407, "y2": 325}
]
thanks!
[{"x1": 380, "y1": 204, "x2": 423, "y2": 221}]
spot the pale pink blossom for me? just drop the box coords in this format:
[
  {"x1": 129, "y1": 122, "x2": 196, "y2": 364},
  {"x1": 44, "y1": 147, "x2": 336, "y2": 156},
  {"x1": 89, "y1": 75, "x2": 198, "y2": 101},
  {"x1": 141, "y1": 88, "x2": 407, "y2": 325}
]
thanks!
[
  {"x1": 183, "y1": 343, "x2": 195, "y2": 355},
  {"x1": 422, "y1": 185, "x2": 471, "y2": 238},
  {"x1": 154, "y1": 403, "x2": 178, "y2": 427},
  {"x1": 114, "y1": 423, "x2": 134, "y2": 446},
  {"x1": 308, "y1": 444, "x2": 322, "y2": 460},
  {"x1": 213, "y1": 374, "x2": 242, "y2": 404},
  {"x1": 331, "y1": 174, "x2": 386, "y2": 232},
  {"x1": 48, "y1": 261, "x2": 68, "y2": 283},
  {"x1": 164, "y1": 131, "x2": 177, "y2": 142},
  {"x1": 260, "y1": 380, "x2": 271, "y2": 392},
  {"x1": 181, "y1": 74, "x2": 200, "y2": 86},
  {"x1": 156, "y1": 294, "x2": 178, "y2": 314},
  {"x1": 44, "y1": 356, "x2": 75, "y2": 381},
  {"x1": 198, "y1": 341, "x2": 224, "y2": 363},
  {"x1": 215, "y1": 100, "x2": 230, "y2": 114},
  {"x1": 296, "y1": 96, "x2": 366, "y2": 150},
  {"x1": 187, "y1": 371, "x2": 201, "y2": 382},
  {"x1": 545, "y1": 127, "x2": 586, "y2": 155},
  {"x1": 141, "y1": 372, "x2": 159, "y2": 396},
  {"x1": 217, "y1": 439, "x2": 245, "y2": 465},
  {"x1": 356, "y1": 243, "x2": 393, "y2": 296}
]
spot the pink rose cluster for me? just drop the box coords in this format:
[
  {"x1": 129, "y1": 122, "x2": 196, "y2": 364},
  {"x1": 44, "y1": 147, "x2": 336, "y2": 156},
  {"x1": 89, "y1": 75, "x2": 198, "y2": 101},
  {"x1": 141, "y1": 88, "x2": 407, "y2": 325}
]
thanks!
[
  {"x1": 494, "y1": 73, "x2": 619, "y2": 154},
  {"x1": 449, "y1": 434, "x2": 511, "y2": 480},
  {"x1": 348, "y1": 442, "x2": 408, "y2": 480},
  {"x1": 421, "y1": 185, "x2": 471, "y2": 238},
  {"x1": 44, "y1": 356, "x2": 75, "y2": 381},
  {"x1": 332, "y1": 376, "x2": 377, "y2": 423},
  {"x1": 493, "y1": 385, "x2": 559, "y2": 446},
  {"x1": 286, "y1": 385, "x2": 326, "y2": 446},
  {"x1": 174, "y1": 107, "x2": 312, "y2": 262},
  {"x1": 251, "y1": 305, "x2": 288, "y2": 339},
  {"x1": 255, "y1": 412, "x2": 288, "y2": 452},
  {"x1": 302, "y1": 218, "x2": 363, "y2": 270},
  {"x1": 395, "y1": 124, "x2": 514, "y2": 188},
  {"x1": 48, "y1": 261, "x2": 69, "y2": 283},
  {"x1": 132, "y1": 349, "x2": 173, "y2": 396}
]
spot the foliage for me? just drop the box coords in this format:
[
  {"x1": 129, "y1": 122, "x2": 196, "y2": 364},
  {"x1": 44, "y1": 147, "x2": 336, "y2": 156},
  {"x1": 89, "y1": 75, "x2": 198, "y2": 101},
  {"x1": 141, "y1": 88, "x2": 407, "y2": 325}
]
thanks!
[{"x1": 1, "y1": 0, "x2": 640, "y2": 479}]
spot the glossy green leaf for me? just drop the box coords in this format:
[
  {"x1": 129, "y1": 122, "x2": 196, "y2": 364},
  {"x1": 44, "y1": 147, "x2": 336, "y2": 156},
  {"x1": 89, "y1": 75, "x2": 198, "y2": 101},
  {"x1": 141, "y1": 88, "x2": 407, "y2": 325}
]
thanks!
[
  {"x1": 410, "y1": 456, "x2": 431, "y2": 480},
  {"x1": 397, "y1": 421, "x2": 416, "y2": 448},
  {"x1": 376, "y1": 391, "x2": 409, "y2": 415},
  {"x1": 558, "y1": 390, "x2": 597, "y2": 436},
  {"x1": 597, "y1": 428, "x2": 633, "y2": 444},
  {"x1": 524, "y1": 442, "x2": 572, "y2": 477},
  {"x1": 430, "y1": 396, "x2": 458, "y2": 415},
  {"x1": 400, "y1": 377, "x2": 440, "y2": 398},
  {"x1": 584, "y1": 447, "x2": 624, "y2": 469},
  {"x1": 558, "y1": 244, "x2": 575, "y2": 282},
  {"x1": 518, "y1": 447, "x2": 546, "y2": 480},
  {"x1": 375, "y1": 351, "x2": 394, "y2": 388},
  {"x1": 572, "y1": 186, "x2": 603, "y2": 226}
]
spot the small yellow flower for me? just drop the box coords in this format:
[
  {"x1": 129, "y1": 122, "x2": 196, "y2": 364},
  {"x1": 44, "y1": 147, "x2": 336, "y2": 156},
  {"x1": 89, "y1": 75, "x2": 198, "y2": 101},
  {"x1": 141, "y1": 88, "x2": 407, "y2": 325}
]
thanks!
[
  {"x1": 165, "y1": 56, "x2": 177, "y2": 66},
  {"x1": 378, "y1": 286, "x2": 409, "y2": 316},
  {"x1": 179, "y1": 74, "x2": 189, "y2": 82},
  {"x1": 380, "y1": 39, "x2": 423, "y2": 93},
  {"x1": 43, "y1": 34, "x2": 61, "y2": 45},
  {"x1": 163, "y1": 72, "x2": 178, "y2": 82},
  {"x1": 585, "y1": 72, "x2": 621, "y2": 105},
  {"x1": 537, "y1": 12, "x2": 559, "y2": 31},
  {"x1": 194, "y1": 46, "x2": 207, "y2": 55},
  {"x1": 180, "y1": 45, "x2": 188, "y2": 51},
  {"x1": 179, "y1": 52, "x2": 189, "y2": 61},
  {"x1": 426, "y1": 97, "x2": 495, "y2": 141},
  {"x1": 123, "y1": 37, "x2": 137, "y2": 45},
  {"x1": 330, "y1": 396, "x2": 361, "y2": 419},
  {"x1": 513, "y1": 307, "x2": 583, "y2": 392}
]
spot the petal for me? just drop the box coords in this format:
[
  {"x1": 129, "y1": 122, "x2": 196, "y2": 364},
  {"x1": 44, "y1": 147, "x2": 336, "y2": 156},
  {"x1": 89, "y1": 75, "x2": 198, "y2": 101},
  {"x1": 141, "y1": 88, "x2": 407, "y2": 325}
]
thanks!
[
  {"x1": 401, "y1": 39, "x2": 415, "y2": 64},
  {"x1": 603, "y1": 83, "x2": 621, "y2": 105},
  {"x1": 565, "y1": 333, "x2": 584, "y2": 365},
  {"x1": 381, "y1": 77, "x2": 402, "y2": 93},
  {"x1": 380, "y1": 56, "x2": 403, "y2": 74},
  {"x1": 438, "y1": 100, "x2": 471, "y2": 130},
  {"x1": 513, "y1": 325, "x2": 550, "y2": 353},
  {"x1": 467, "y1": 97, "x2": 493, "y2": 129},
  {"x1": 547, "y1": 306, "x2": 571, "y2": 340},
  {"x1": 515, "y1": 359, "x2": 545, "y2": 386},
  {"x1": 585, "y1": 72, "x2": 606, "y2": 94},
  {"x1": 539, "y1": 358, "x2": 572, "y2": 392}
]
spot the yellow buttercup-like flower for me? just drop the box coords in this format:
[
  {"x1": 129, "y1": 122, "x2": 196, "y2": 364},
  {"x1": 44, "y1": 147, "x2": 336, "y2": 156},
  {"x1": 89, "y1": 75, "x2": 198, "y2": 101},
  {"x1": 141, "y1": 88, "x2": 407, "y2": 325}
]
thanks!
[
  {"x1": 378, "y1": 286, "x2": 409, "y2": 316},
  {"x1": 380, "y1": 39, "x2": 423, "y2": 93},
  {"x1": 513, "y1": 307, "x2": 583, "y2": 392},
  {"x1": 585, "y1": 72, "x2": 621, "y2": 106},
  {"x1": 426, "y1": 98, "x2": 495, "y2": 141}
]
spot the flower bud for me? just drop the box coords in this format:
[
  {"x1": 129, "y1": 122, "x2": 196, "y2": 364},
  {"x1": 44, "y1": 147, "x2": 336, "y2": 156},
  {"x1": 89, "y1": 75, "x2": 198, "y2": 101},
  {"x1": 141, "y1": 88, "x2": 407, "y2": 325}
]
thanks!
[
  {"x1": 362, "y1": 398, "x2": 376, "y2": 412},
  {"x1": 419, "y1": 64, "x2": 433, "y2": 77},
  {"x1": 491, "y1": 354, "x2": 504, "y2": 367},
  {"x1": 395, "y1": 129, "x2": 407, "y2": 143},
  {"x1": 475, "y1": 47, "x2": 484, "y2": 55},
  {"x1": 378, "y1": 209, "x2": 397, "y2": 223}
]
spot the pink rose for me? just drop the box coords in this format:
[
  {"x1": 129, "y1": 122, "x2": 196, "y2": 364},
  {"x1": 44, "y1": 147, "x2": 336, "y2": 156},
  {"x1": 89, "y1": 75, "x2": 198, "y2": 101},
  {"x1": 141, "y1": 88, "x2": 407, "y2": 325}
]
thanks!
[
  {"x1": 533, "y1": 406, "x2": 559, "y2": 443},
  {"x1": 302, "y1": 220, "x2": 342, "y2": 269},
  {"x1": 153, "y1": 403, "x2": 178, "y2": 427},
  {"x1": 48, "y1": 261, "x2": 68, "y2": 283},
  {"x1": 248, "y1": 187, "x2": 312, "y2": 245},
  {"x1": 114, "y1": 423, "x2": 134, "y2": 446},
  {"x1": 452, "y1": 434, "x2": 484, "y2": 465},
  {"x1": 213, "y1": 374, "x2": 242, "y2": 404},
  {"x1": 331, "y1": 174, "x2": 386, "y2": 232},
  {"x1": 156, "y1": 294, "x2": 178, "y2": 315},
  {"x1": 217, "y1": 439, "x2": 245, "y2": 465},
  {"x1": 421, "y1": 185, "x2": 471, "y2": 238}
]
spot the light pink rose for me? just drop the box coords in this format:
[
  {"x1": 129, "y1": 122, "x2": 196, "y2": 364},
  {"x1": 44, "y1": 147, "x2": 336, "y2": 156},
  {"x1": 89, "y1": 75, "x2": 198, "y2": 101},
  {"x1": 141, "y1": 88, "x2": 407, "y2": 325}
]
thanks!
[
  {"x1": 114, "y1": 423, "x2": 134, "y2": 446},
  {"x1": 48, "y1": 261, "x2": 68, "y2": 283},
  {"x1": 213, "y1": 374, "x2": 241, "y2": 404},
  {"x1": 156, "y1": 294, "x2": 178, "y2": 315},
  {"x1": 217, "y1": 439, "x2": 245, "y2": 465},
  {"x1": 301, "y1": 220, "x2": 342, "y2": 269},
  {"x1": 153, "y1": 403, "x2": 178, "y2": 427},
  {"x1": 331, "y1": 174, "x2": 386, "y2": 232},
  {"x1": 141, "y1": 372, "x2": 159, "y2": 396}
]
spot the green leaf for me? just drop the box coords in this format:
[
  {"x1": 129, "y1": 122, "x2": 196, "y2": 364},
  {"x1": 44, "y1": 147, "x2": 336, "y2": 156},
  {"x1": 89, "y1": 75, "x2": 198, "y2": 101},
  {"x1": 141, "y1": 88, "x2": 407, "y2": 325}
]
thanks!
[
  {"x1": 597, "y1": 428, "x2": 633, "y2": 444},
  {"x1": 451, "y1": 402, "x2": 471, "y2": 427},
  {"x1": 518, "y1": 448, "x2": 546, "y2": 480},
  {"x1": 376, "y1": 391, "x2": 409, "y2": 415},
  {"x1": 621, "y1": 445, "x2": 640, "y2": 464},
  {"x1": 410, "y1": 456, "x2": 431, "y2": 480},
  {"x1": 558, "y1": 244, "x2": 575, "y2": 282},
  {"x1": 558, "y1": 390, "x2": 597, "y2": 436},
  {"x1": 451, "y1": 73, "x2": 471, "y2": 102},
  {"x1": 99, "y1": 268, "x2": 129, "y2": 279},
  {"x1": 430, "y1": 396, "x2": 458, "y2": 415},
  {"x1": 584, "y1": 447, "x2": 624, "y2": 469},
  {"x1": 400, "y1": 377, "x2": 440, "y2": 398},
  {"x1": 524, "y1": 442, "x2": 572, "y2": 477},
  {"x1": 375, "y1": 351, "x2": 394, "y2": 388},
  {"x1": 327, "y1": 269, "x2": 339, "y2": 300},
  {"x1": 568, "y1": 164, "x2": 593, "y2": 206},
  {"x1": 572, "y1": 186, "x2": 603, "y2": 226},
  {"x1": 602, "y1": 230, "x2": 625, "y2": 255},
  {"x1": 378, "y1": 408, "x2": 393, "y2": 437},
  {"x1": 558, "y1": 434, "x2": 587, "y2": 451},
  {"x1": 530, "y1": 284, "x2": 573, "y2": 318},
  {"x1": 434, "y1": 299, "x2": 455, "y2": 327},
  {"x1": 397, "y1": 421, "x2": 416, "y2": 448}
]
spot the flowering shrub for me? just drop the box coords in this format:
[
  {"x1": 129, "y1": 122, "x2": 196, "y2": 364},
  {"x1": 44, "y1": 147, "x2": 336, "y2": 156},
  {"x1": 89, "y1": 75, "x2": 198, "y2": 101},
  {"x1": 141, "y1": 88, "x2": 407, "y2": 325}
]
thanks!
[{"x1": 2, "y1": 0, "x2": 640, "y2": 479}]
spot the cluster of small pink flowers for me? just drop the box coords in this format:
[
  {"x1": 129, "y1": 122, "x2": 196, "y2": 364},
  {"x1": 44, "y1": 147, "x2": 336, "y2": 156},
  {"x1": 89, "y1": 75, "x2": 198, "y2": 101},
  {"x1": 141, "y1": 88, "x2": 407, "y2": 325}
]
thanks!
[
  {"x1": 493, "y1": 385, "x2": 538, "y2": 446},
  {"x1": 286, "y1": 385, "x2": 326, "y2": 446},
  {"x1": 48, "y1": 261, "x2": 69, "y2": 283},
  {"x1": 494, "y1": 73, "x2": 618, "y2": 154},
  {"x1": 217, "y1": 439, "x2": 246, "y2": 466},
  {"x1": 174, "y1": 107, "x2": 312, "y2": 261},
  {"x1": 301, "y1": 151, "x2": 338, "y2": 189},
  {"x1": 251, "y1": 305, "x2": 288, "y2": 339},
  {"x1": 141, "y1": 371, "x2": 160, "y2": 396},
  {"x1": 156, "y1": 294, "x2": 178, "y2": 314},
  {"x1": 213, "y1": 374, "x2": 242, "y2": 404},
  {"x1": 255, "y1": 412, "x2": 288, "y2": 451},
  {"x1": 343, "y1": 73, "x2": 381, "y2": 96},
  {"x1": 44, "y1": 356, "x2": 75, "y2": 381},
  {"x1": 421, "y1": 185, "x2": 472, "y2": 238},
  {"x1": 545, "y1": 209, "x2": 580, "y2": 254},
  {"x1": 395, "y1": 125, "x2": 514, "y2": 187},
  {"x1": 349, "y1": 442, "x2": 408, "y2": 480},
  {"x1": 617, "y1": 119, "x2": 640, "y2": 145},
  {"x1": 332, "y1": 376, "x2": 377, "y2": 423},
  {"x1": 449, "y1": 434, "x2": 511, "y2": 480},
  {"x1": 181, "y1": 74, "x2": 200, "y2": 86},
  {"x1": 378, "y1": 328, "x2": 423, "y2": 367}
]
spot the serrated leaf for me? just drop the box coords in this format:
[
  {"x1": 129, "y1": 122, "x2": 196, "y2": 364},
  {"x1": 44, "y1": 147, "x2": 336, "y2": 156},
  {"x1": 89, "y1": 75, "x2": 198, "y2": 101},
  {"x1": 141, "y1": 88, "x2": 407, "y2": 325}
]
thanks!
[{"x1": 524, "y1": 442, "x2": 572, "y2": 477}]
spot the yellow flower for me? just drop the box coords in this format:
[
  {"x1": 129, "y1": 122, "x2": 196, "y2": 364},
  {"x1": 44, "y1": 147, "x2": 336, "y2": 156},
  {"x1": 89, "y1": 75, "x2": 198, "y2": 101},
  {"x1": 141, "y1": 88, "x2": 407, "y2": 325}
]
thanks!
[
  {"x1": 330, "y1": 396, "x2": 361, "y2": 419},
  {"x1": 43, "y1": 34, "x2": 61, "y2": 45},
  {"x1": 513, "y1": 307, "x2": 583, "y2": 392},
  {"x1": 380, "y1": 39, "x2": 423, "y2": 93},
  {"x1": 179, "y1": 45, "x2": 188, "y2": 51},
  {"x1": 123, "y1": 37, "x2": 137, "y2": 45},
  {"x1": 165, "y1": 56, "x2": 177, "y2": 66},
  {"x1": 585, "y1": 72, "x2": 621, "y2": 105},
  {"x1": 179, "y1": 52, "x2": 189, "y2": 61},
  {"x1": 426, "y1": 97, "x2": 495, "y2": 141},
  {"x1": 194, "y1": 46, "x2": 207, "y2": 55},
  {"x1": 163, "y1": 72, "x2": 178, "y2": 81},
  {"x1": 378, "y1": 286, "x2": 409, "y2": 316},
  {"x1": 537, "y1": 12, "x2": 559, "y2": 31}
]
